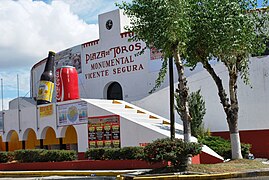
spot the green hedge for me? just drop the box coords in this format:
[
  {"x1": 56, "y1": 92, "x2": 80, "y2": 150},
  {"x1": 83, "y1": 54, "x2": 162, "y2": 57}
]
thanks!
[
  {"x1": 0, "y1": 152, "x2": 9, "y2": 163},
  {"x1": 85, "y1": 146, "x2": 144, "y2": 160},
  {"x1": 199, "y1": 136, "x2": 251, "y2": 159},
  {"x1": 85, "y1": 138, "x2": 202, "y2": 169},
  {"x1": 14, "y1": 149, "x2": 77, "y2": 163},
  {"x1": 0, "y1": 152, "x2": 14, "y2": 163},
  {"x1": 142, "y1": 138, "x2": 202, "y2": 168}
]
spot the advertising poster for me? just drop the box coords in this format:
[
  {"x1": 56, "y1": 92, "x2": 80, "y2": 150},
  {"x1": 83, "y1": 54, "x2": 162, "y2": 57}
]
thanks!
[
  {"x1": 55, "y1": 45, "x2": 82, "y2": 74},
  {"x1": 39, "y1": 104, "x2": 53, "y2": 118},
  {"x1": 57, "y1": 101, "x2": 88, "y2": 126},
  {"x1": 88, "y1": 115, "x2": 120, "y2": 148}
]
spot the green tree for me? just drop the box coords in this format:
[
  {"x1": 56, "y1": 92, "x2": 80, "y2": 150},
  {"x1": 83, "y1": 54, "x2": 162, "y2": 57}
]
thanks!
[
  {"x1": 117, "y1": 0, "x2": 193, "y2": 143},
  {"x1": 176, "y1": 89, "x2": 206, "y2": 138},
  {"x1": 186, "y1": 0, "x2": 269, "y2": 159}
]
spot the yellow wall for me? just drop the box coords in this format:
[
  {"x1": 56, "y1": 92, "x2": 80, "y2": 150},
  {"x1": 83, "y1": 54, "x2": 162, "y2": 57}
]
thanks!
[
  {"x1": 44, "y1": 127, "x2": 58, "y2": 145},
  {"x1": 0, "y1": 126, "x2": 79, "y2": 152},
  {"x1": 0, "y1": 136, "x2": 5, "y2": 151},
  {"x1": 26, "y1": 129, "x2": 39, "y2": 149},
  {"x1": 63, "y1": 126, "x2": 77, "y2": 144},
  {"x1": 9, "y1": 131, "x2": 21, "y2": 151}
]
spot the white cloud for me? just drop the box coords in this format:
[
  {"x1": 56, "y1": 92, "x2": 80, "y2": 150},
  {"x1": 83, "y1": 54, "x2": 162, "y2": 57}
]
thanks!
[
  {"x1": 0, "y1": 0, "x2": 99, "y2": 69},
  {"x1": 0, "y1": 0, "x2": 100, "y2": 109},
  {"x1": 62, "y1": 0, "x2": 129, "y2": 24}
]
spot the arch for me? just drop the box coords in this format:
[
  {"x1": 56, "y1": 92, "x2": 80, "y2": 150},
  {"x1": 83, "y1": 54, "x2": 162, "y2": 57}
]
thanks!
[
  {"x1": 43, "y1": 127, "x2": 58, "y2": 149},
  {"x1": 6, "y1": 130, "x2": 21, "y2": 151},
  {"x1": 0, "y1": 136, "x2": 4, "y2": 151},
  {"x1": 5, "y1": 130, "x2": 18, "y2": 142},
  {"x1": 106, "y1": 82, "x2": 123, "y2": 100},
  {"x1": 62, "y1": 126, "x2": 78, "y2": 151},
  {"x1": 24, "y1": 129, "x2": 39, "y2": 149},
  {"x1": 22, "y1": 128, "x2": 36, "y2": 140},
  {"x1": 40, "y1": 126, "x2": 54, "y2": 139}
]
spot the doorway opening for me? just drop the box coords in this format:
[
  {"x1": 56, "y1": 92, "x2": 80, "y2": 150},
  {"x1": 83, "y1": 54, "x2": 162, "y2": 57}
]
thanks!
[{"x1": 107, "y1": 82, "x2": 123, "y2": 100}]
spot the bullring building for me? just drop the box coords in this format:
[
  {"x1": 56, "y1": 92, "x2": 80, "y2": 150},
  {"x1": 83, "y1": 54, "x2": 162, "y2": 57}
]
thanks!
[{"x1": 0, "y1": 9, "x2": 269, "y2": 160}]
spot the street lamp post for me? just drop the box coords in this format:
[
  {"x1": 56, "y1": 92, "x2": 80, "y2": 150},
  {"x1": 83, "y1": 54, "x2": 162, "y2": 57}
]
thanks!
[{"x1": 169, "y1": 57, "x2": 175, "y2": 140}]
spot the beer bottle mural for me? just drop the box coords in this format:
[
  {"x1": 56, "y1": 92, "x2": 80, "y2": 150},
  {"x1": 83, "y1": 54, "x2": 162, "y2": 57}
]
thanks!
[{"x1": 36, "y1": 51, "x2": 55, "y2": 105}]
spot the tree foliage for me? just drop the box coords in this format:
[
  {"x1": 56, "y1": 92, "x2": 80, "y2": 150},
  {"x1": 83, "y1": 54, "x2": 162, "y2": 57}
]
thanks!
[
  {"x1": 118, "y1": 0, "x2": 193, "y2": 142},
  {"x1": 117, "y1": 0, "x2": 191, "y2": 58},
  {"x1": 118, "y1": 0, "x2": 269, "y2": 160},
  {"x1": 186, "y1": 0, "x2": 269, "y2": 159},
  {"x1": 187, "y1": 0, "x2": 269, "y2": 83},
  {"x1": 176, "y1": 89, "x2": 207, "y2": 137}
]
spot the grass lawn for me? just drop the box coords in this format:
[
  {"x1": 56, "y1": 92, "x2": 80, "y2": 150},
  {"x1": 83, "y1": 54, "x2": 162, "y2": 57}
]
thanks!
[
  {"x1": 187, "y1": 159, "x2": 269, "y2": 174},
  {"x1": 144, "y1": 159, "x2": 269, "y2": 175}
]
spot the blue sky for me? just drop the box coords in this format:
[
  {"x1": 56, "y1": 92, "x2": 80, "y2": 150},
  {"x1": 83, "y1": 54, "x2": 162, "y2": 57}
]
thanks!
[{"x1": 0, "y1": 0, "x2": 267, "y2": 110}]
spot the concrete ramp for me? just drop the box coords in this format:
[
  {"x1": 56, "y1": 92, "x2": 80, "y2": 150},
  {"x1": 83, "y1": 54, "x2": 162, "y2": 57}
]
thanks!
[{"x1": 83, "y1": 99, "x2": 224, "y2": 163}]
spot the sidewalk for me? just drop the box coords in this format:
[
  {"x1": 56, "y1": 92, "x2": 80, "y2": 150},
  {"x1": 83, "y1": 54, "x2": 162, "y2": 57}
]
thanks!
[
  {"x1": 0, "y1": 170, "x2": 143, "y2": 178},
  {"x1": 117, "y1": 168, "x2": 269, "y2": 179},
  {"x1": 1, "y1": 169, "x2": 269, "y2": 180}
]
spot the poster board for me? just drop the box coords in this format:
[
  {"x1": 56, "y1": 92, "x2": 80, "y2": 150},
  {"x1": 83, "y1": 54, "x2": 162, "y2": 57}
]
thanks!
[
  {"x1": 88, "y1": 115, "x2": 120, "y2": 148},
  {"x1": 57, "y1": 101, "x2": 88, "y2": 126},
  {"x1": 39, "y1": 104, "x2": 53, "y2": 118}
]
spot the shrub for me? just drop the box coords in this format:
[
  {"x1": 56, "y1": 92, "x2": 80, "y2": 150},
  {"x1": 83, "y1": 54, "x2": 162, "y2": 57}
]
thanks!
[
  {"x1": 0, "y1": 152, "x2": 9, "y2": 163},
  {"x1": 14, "y1": 149, "x2": 77, "y2": 163},
  {"x1": 14, "y1": 149, "x2": 44, "y2": 163},
  {"x1": 7, "y1": 152, "x2": 15, "y2": 162},
  {"x1": 199, "y1": 136, "x2": 251, "y2": 159},
  {"x1": 142, "y1": 138, "x2": 202, "y2": 168},
  {"x1": 85, "y1": 148, "x2": 106, "y2": 160},
  {"x1": 103, "y1": 148, "x2": 121, "y2": 160},
  {"x1": 85, "y1": 146, "x2": 144, "y2": 160},
  {"x1": 120, "y1": 146, "x2": 144, "y2": 160}
]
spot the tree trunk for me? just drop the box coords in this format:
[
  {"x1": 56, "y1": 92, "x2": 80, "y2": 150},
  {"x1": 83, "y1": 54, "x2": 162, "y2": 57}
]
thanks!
[
  {"x1": 202, "y1": 61, "x2": 242, "y2": 159},
  {"x1": 173, "y1": 49, "x2": 192, "y2": 165},
  {"x1": 228, "y1": 67, "x2": 243, "y2": 159},
  {"x1": 173, "y1": 49, "x2": 191, "y2": 143}
]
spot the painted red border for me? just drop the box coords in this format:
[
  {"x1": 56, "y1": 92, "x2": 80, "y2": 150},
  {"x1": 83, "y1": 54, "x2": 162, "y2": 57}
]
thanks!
[{"x1": 0, "y1": 160, "x2": 168, "y2": 171}]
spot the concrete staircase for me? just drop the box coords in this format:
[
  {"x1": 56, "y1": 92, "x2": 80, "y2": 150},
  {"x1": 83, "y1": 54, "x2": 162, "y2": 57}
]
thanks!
[
  {"x1": 83, "y1": 98, "x2": 224, "y2": 163},
  {"x1": 83, "y1": 99, "x2": 189, "y2": 140}
]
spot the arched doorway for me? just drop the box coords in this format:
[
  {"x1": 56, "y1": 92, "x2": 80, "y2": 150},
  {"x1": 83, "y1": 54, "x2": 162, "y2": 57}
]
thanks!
[
  {"x1": 25, "y1": 129, "x2": 38, "y2": 149},
  {"x1": 43, "y1": 127, "x2": 58, "y2": 150},
  {"x1": 107, "y1": 82, "x2": 123, "y2": 100},
  {"x1": 63, "y1": 126, "x2": 78, "y2": 151},
  {"x1": 6, "y1": 130, "x2": 21, "y2": 151}
]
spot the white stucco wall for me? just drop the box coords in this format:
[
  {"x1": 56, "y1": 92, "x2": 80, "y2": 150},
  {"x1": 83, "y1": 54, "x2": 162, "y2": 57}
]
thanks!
[{"x1": 134, "y1": 56, "x2": 269, "y2": 132}]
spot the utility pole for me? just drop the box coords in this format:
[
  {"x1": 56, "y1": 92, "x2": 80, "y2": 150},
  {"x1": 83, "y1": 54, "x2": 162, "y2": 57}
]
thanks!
[
  {"x1": 17, "y1": 75, "x2": 21, "y2": 132},
  {"x1": 1, "y1": 78, "x2": 4, "y2": 133},
  {"x1": 169, "y1": 57, "x2": 175, "y2": 140}
]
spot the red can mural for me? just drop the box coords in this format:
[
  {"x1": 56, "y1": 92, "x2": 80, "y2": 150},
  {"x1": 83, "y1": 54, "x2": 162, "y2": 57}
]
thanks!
[{"x1": 56, "y1": 66, "x2": 80, "y2": 102}]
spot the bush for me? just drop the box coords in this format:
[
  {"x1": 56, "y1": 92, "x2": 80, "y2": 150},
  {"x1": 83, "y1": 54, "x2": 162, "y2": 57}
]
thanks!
[
  {"x1": 14, "y1": 149, "x2": 43, "y2": 163},
  {"x1": 0, "y1": 152, "x2": 9, "y2": 163},
  {"x1": 85, "y1": 146, "x2": 144, "y2": 160},
  {"x1": 120, "y1": 146, "x2": 144, "y2": 160},
  {"x1": 14, "y1": 149, "x2": 77, "y2": 163},
  {"x1": 199, "y1": 136, "x2": 251, "y2": 159},
  {"x1": 142, "y1": 138, "x2": 202, "y2": 168},
  {"x1": 85, "y1": 148, "x2": 106, "y2": 160},
  {"x1": 103, "y1": 148, "x2": 121, "y2": 160}
]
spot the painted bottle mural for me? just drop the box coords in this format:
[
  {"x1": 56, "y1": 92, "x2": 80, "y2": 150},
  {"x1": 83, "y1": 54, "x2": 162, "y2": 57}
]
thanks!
[{"x1": 36, "y1": 51, "x2": 55, "y2": 105}]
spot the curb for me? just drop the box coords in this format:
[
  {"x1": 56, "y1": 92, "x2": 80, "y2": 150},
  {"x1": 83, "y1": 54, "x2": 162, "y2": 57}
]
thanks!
[
  {"x1": 0, "y1": 170, "x2": 138, "y2": 177},
  {"x1": 117, "y1": 169, "x2": 269, "y2": 179}
]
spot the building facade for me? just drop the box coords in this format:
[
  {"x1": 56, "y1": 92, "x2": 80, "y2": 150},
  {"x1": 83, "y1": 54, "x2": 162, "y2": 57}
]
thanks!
[{"x1": 1, "y1": 8, "x2": 269, "y2": 159}]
